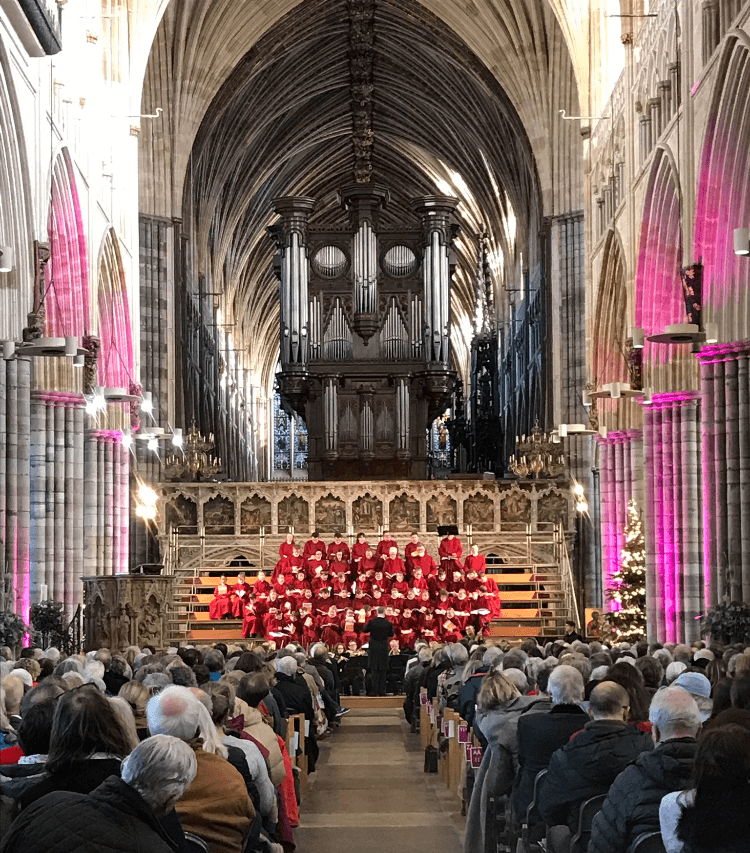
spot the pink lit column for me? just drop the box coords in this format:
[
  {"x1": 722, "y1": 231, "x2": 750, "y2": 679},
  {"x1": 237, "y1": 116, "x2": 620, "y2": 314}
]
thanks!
[
  {"x1": 697, "y1": 341, "x2": 750, "y2": 607},
  {"x1": 643, "y1": 392, "x2": 702, "y2": 643},
  {"x1": 597, "y1": 430, "x2": 643, "y2": 608}
]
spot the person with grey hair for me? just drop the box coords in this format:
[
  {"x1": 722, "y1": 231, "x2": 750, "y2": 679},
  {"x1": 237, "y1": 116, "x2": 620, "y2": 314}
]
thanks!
[
  {"x1": 588, "y1": 686, "x2": 701, "y2": 853},
  {"x1": 513, "y1": 665, "x2": 588, "y2": 820},
  {"x1": 402, "y1": 646, "x2": 432, "y2": 726},
  {"x1": 273, "y1": 654, "x2": 319, "y2": 771},
  {"x1": 0, "y1": 734, "x2": 197, "y2": 853}
]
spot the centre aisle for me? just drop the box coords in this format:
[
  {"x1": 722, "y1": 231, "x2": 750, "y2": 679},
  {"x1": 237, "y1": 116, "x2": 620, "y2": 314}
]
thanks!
[{"x1": 295, "y1": 706, "x2": 464, "y2": 853}]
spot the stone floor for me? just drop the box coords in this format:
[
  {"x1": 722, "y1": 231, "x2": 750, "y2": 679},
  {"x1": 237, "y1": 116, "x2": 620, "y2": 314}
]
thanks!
[{"x1": 294, "y1": 707, "x2": 465, "y2": 853}]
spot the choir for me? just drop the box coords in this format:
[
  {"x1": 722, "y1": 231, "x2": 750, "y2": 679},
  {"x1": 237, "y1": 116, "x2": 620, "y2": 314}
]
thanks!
[{"x1": 207, "y1": 532, "x2": 503, "y2": 648}]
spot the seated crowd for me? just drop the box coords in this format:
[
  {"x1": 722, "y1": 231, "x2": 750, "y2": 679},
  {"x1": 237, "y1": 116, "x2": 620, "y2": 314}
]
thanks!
[
  {"x1": 2, "y1": 630, "x2": 747, "y2": 853},
  {"x1": 403, "y1": 634, "x2": 750, "y2": 853},
  {"x1": 211, "y1": 530, "x2": 501, "y2": 646},
  {"x1": 0, "y1": 640, "x2": 356, "y2": 853}
]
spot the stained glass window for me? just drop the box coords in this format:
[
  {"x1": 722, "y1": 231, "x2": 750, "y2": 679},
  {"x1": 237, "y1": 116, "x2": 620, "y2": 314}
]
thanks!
[
  {"x1": 294, "y1": 417, "x2": 308, "y2": 469},
  {"x1": 273, "y1": 394, "x2": 308, "y2": 472}
]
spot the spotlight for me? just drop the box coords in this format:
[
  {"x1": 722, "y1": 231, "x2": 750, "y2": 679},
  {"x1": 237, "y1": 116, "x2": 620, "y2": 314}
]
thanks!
[
  {"x1": 64, "y1": 337, "x2": 78, "y2": 357},
  {"x1": 141, "y1": 391, "x2": 153, "y2": 413},
  {"x1": 704, "y1": 322, "x2": 718, "y2": 344},
  {"x1": 147, "y1": 436, "x2": 158, "y2": 452},
  {"x1": 629, "y1": 328, "x2": 645, "y2": 349},
  {"x1": 121, "y1": 432, "x2": 133, "y2": 450},
  {"x1": 572, "y1": 483, "x2": 585, "y2": 499},
  {"x1": 171, "y1": 428, "x2": 183, "y2": 448},
  {"x1": 2, "y1": 341, "x2": 15, "y2": 360},
  {"x1": 73, "y1": 353, "x2": 85, "y2": 367},
  {"x1": 135, "y1": 504, "x2": 157, "y2": 521},
  {"x1": 137, "y1": 484, "x2": 158, "y2": 506}
]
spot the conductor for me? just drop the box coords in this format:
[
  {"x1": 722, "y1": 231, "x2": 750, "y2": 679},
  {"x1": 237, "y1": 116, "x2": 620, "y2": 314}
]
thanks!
[{"x1": 364, "y1": 606, "x2": 395, "y2": 696}]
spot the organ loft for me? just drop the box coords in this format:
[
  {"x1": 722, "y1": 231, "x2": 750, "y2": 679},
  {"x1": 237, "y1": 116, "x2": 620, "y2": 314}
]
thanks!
[{"x1": 271, "y1": 186, "x2": 460, "y2": 480}]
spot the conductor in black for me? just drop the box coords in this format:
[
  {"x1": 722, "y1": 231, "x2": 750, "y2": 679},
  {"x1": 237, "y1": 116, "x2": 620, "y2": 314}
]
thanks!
[{"x1": 364, "y1": 606, "x2": 395, "y2": 696}]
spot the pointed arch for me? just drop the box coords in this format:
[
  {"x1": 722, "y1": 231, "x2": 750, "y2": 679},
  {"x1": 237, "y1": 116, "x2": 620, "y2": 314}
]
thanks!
[
  {"x1": 47, "y1": 149, "x2": 90, "y2": 337},
  {"x1": 694, "y1": 30, "x2": 750, "y2": 342},
  {"x1": 97, "y1": 229, "x2": 134, "y2": 387},
  {"x1": 593, "y1": 229, "x2": 628, "y2": 385},
  {"x1": 0, "y1": 37, "x2": 34, "y2": 340},
  {"x1": 635, "y1": 144, "x2": 697, "y2": 391}
]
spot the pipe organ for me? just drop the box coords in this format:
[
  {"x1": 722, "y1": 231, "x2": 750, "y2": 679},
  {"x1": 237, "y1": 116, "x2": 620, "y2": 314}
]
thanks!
[{"x1": 271, "y1": 186, "x2": 459, "y2": 480}]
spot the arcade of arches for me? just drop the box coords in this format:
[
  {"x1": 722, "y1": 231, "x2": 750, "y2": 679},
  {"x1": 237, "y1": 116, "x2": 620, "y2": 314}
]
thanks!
[{"x1": 1, "y1": 2, "x2": 750, "y2": 649}]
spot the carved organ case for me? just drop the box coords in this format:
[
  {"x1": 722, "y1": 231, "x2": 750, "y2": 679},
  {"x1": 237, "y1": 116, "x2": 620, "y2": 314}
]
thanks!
[{"x1": 271, "y1": 186, "x2": 458, "y2": 480}]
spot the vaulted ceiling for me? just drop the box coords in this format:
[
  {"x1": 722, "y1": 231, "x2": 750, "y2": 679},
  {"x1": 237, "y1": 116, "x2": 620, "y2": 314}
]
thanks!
[{"x1": 139, "y1": 0, "x2": 581, "y2": 389}]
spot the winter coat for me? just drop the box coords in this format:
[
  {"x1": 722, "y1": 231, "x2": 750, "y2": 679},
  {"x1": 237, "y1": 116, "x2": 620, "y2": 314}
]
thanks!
[
  {"x1": 539, "y1": 719, "x2": 654, "y2": 831},
  {"x1": 588, "y1": 737, "x2": 697, "y2": 853},
  {"x1": 513, "y1": 703, "x2": 590, "y2": 818},
  {"x1": 464, "y1": 696, "x2": 548, "y2": 853},
  {"x1": 458, "y1": 667, "x2": 489, "y2": 728},
  {"x1": 0, "y1": 775, "x2": 181, "y2": 853},
  {"x1": 273, "y1": 672, "x2": 314, "y2": 721},
  {"x1": 232, "y1": 706, "x2": 286, "y2": 787},
  {"x1": 19, "y1": 756, "x2": 124, "y2": 809}
]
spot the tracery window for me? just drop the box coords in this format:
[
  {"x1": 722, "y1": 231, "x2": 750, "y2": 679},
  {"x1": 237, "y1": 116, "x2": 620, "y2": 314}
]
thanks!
[{"x1": 272, "y1": 394, "x2": 308, "y2": 474}]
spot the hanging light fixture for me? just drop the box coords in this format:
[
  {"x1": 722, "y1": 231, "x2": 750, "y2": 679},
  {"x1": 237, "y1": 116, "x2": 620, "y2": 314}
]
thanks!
[{"x1": 0, "y1": 246, "x2": 14, "y2": 273}]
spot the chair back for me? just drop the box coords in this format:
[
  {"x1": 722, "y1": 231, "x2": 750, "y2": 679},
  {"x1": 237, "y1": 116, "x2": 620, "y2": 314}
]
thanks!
[
  {"x1": 183, "y1": 832, "x2": 211, "y2": 853},
  {"x1": 629, "y1": 831, "x2": 667, "y2": 853},
  {"x1": 519, "y1": 768, "x2": 548, "y2": 853},
  {"x1": 570, "y1": 793, "x2": 606, "y2": 853}
]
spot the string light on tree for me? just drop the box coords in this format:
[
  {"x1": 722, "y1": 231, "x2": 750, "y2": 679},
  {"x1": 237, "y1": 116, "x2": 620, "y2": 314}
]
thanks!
[{"x1": 608, "y1": 498, "x2": 647, "y2": 642}]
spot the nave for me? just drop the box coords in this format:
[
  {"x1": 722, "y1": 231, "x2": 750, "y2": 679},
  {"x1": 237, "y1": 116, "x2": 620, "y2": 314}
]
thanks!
[{"x1": 296, "y1": 705, "x2": 463, "y2": 853}]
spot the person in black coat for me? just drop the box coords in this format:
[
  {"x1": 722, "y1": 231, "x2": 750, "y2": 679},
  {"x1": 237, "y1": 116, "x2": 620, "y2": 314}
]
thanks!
[
  {"x1": 0, "y1": 735, "x2": 195, "y2": 853},
  {"x1": 363, "y1": 607, "x2": 394, "y2": 696},
  {"x1": 561, "y1": 620, "x2": 584, "y2": 645},
  {"x1": 588, "y1": 686, "x2": 701, "y2": 853},
  {"x1": 273, "y1": 656, "x2": 319, "y2": 770},
  {"x1": 538, "y1": 682, "x2": 653, "y2": 844},
  {"x1": 513, "y1": 665, "x2": 589, "y2": 820}
]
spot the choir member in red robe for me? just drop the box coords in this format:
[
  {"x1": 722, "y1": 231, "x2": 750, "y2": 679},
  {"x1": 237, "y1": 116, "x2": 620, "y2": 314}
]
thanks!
[
  {"x1": 303, "y1": 531, "x2": 325, "y2": 560},
  {"x1": 279, "y1": 532, "x2": 296, "y2": 560},
  {"x1": 253, "y1": 570, "x2": 271, "y2": 600},
  {"x1": 411, "y1": 545, "x2": 438, "y2": 578},
  {"x1": 448, "y1": 570, "x2": 465, "y2": 593},
  {"x1": 463, "y1": 544, "x2": 486, "y2": 575},
  {"x1": 375, "y1": 531, "x2": 399, "y2": 564},
  {"x1": 382, "y1": 547, "x2": 406, "y2": 578},
  {"x1": 327, "y1": 533, "x2": 350, "y2": 562},
  {"x1": 208, "y1": 574, "x2": 233, "y2": 620},
  {"x1": 463, "y1": 568, "x2": 482, "y2": 593},
  {"x1": 390, "y1": 571, "x2": 409, "y2": 597},
  {"x1": 359, "y1": 548, "x2": 378, "y2": 577},
  {"x1": 428, "y1": 568, "x2": 450, "y2": 597},
  {"x1": 352, "y1": 588, "x2": 372, "y2": 610},
  {"x1": 354, "y1": 573, "x2": 372, "y2": 596},
  {"x1": 306, "y1": 549, "x2": 328, "y2": 577},
  {"x1": 439, "y1": 608, "x2": 464, "y2": 643},
  {"x1": 404, "y1": 533, "x2": 423, "y2": 571},
  {"x1": 351, "y1": 533, "x2": 370, "y2": 570},
  {"x1": 319, "y1": 605, "x2": 342, "y2": 647},
  {"x1": 231, "y1": 572, "x2": 252, "y2": 617},
  {"x1": 333, "y1": 588, "x2": 352, "y2": 610},
  {"x1": 438, "y1": 532, "x2": 463, "y2": 572},
  {"x1": 341, "y1": 609, "x2": 359, "y2": 647},
  {"x1": 419, "y1": 611, "x2": 439, "y2": 643},
  {"x1": 418, "y1": 589, "x2": 433, "y2": 614},
  {"x1": 241, "y1": 599, "x2": 261, "y2": 638},
  {"x1": 315, "y1": 587, "x2": 334, "y2": 614},
  {"x1": 398, "y1": 608, "x2": 419, "y2": 648},
  {"x1": 410, "y1": 567, "x2": 429, "y2": 594},
  {"x1": 328, "y1": 552, "x2": 350, "y2": 578},
  {"x1": 454, "y1": 588, "x2": 472, "y2": 613},
  {"x1": 300, "y1": 605, "x2": 318, "y2": 647},
  {"x1": 433, "y1": 589, "x2": 453, "y2": 615},
  {"x1": 370, "y1": 588, "x2": 389, "y2": 610},
  {"x1": 371, "y1": 570, "x2": 390, "y2": 594}
]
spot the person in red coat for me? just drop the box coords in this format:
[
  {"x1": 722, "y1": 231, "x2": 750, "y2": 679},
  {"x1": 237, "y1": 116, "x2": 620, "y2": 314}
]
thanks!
[
  {"x1": 279, "y1": 532, "x2": 296, "y2": 560},
  {"x1": 434, "y1": 588, "x2": 453, "y2": 613},
  {"x1": 371, "y1": 569, "x2": 390, "y2": 594},
  {"x1": 411, "y1": 545, "x2": 438, "y2": 578},
  {"x1": 410, "y1": 566, "x2": 429, "y2": 594},
  {"x1": 209, "y1": 574, "x2": 233, "y2": 619},
  {"x1": 327, "y1": 533, "x2": 350, "y2": 562},
  {"x1": 463, "y1": 568, "x2": 482, "y2": 593},
  {"x1": 311, "y1": 570, "x2": 331, "y2": 595},
  {"x1": 319, "y1": 605, "x2": 343, "y2": 647},
  {"x1": 352, "y1": 588, "x2": 372, "y2": 610},
  {"x1": 375, "y1": 531, "x2": 399, "y2": 564},
  {"x1": 404, "y1": 533, "x2": 422, "y2": 571},
  {"x1": 355, "y1": 572, "x2": 372, "y2": 596},
  {"x1": 306, "y1": 549, "x2": 328, "y2": 577},
  {"x1": 429, "y1": 568, "x2": 449, "y2": 596},
  {"x1": 448, "y1": 569, "x2": 465, "y2": 593},
  {"x1": 231, "y1": 572, "x2": 252, "y2": 617},
  {"x1": 351, "y1": 532, "x2": 370, "y2": 569},
  {"x1": 390, "y1": 571, "x2": 409, "y2": 597},
  {"x1": 438, "y1": 532, "x2": 463, "y2": 572},
  {"x1": 454, "y1": 588, "x2": 472, "y2": 612},
  {"x1": 315, "y1": 587, "x2": 334, "y2": 614}
]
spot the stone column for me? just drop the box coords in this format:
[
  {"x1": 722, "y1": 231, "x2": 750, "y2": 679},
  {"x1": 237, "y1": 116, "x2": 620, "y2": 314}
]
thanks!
[
  {"x1": 45, "y1": 401, "x2": 55, "y2": 599},
  {"x1": 0, "y1": 360, "x2": 6, "y2": 613},
  {"x1": 696, "y1": 342, "x2": 750, "y2": 607},
  {"x1": 643, "y1": 392, "x2": 702, "y2": 643},
  {"x1": 84, "y1": 430, "x2": 100, "y2": 576},
  {"x1": 596, "y1": 430, "x2": 643, "y2": 609},
  {"x1": 29, "y1": 395, "x2": 47, "y2": 604}
]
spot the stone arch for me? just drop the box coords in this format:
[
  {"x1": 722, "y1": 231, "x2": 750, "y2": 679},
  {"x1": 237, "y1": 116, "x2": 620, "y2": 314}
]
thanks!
[
  {"x1": 97, "y1": 228, "x2": 135, "y2": 388},
  {"x1": 635, "y1": 144, "x2": 696, "y2": 392},
  {"x1": 694, "y1": 30, "x2": 750, "y2": 343},
  {"x1": 593, "y1": 229, "x2": 628, "y2": 386},
  {"x1": 47, "y1": 149, "x2": 90, "y2": 338},
  {"x1": 0, "y1": 37, "x2": 34, "y2": 340}
]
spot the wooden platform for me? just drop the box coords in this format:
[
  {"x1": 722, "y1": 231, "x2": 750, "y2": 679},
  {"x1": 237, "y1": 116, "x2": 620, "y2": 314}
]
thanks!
[{"x1": 339, "y1": 695, "x2": 405, "y2": 709}]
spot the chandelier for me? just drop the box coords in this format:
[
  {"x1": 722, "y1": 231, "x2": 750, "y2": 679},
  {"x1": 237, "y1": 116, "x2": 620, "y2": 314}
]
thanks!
[
  {"x1": 508, "y1": 419, "x2": 566, "y2": 479},
  {"x1": 163, "y1": 423, "x2": 221, "y2": 481}
]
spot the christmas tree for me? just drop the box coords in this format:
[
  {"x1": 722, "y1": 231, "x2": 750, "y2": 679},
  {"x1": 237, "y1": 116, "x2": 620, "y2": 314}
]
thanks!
[{"x1": 608, "y1": 499, "x2": 647, "y2": 642}]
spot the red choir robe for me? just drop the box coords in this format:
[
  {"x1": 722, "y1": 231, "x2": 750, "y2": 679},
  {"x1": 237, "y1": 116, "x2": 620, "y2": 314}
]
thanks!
[
  {"x1": 306, "y1": 557, "x2": 328, "y2": 577},
  {"x1": 231, "y1": 581, "x2": 252, "y2": 617},
  {"x1": 463, "y1": 553, "x2": 487, "y2": 575},
  {"x1": 254, "y1": 578, "x2": 272, "y2": 599},
  {"x1": 318, "y1": 613, "x2": 342, "y2": 647},
  {"x1": 375, "y1": 538, "x2": 399, "y2": 563},
  {"x1": 351, "y1": 540, "x2": 370, "y2": 567},
  {"x1": 311, "y1": 574, "x2": 332, "y2": 594},
  {"x1": 439, "y1": 612, "x2": 464, "y2": 643},
  {"x1": 359, "y1": 555, "x2": 378, "y2": 576},
  {"x1": 418, "y1": 612, "x2": 439, "y2": 642},
  {"x1": 208, "y1": 583, "x2": 233, "y2": 620},
  {"x1": 429, "y1": 572, "x2": 450, "y2": 596},
  {"x1": 404, "y1": 539, "x2": 423, "y2": 569},
  {"x1": 333, "y1": 591, "x2": 353, "y2": 610},
  {"x1": 303, "y1": 538, "x2": 325, "y2": 560},
  {"x1": 300, "y1": 610, "x2": 318, "y2": 646},
  {"x1": 327, "y1": 540, "x2": 350, "y2": 561},
  {"x1": 411, "y1": 553, "x2": 438, "y2": 578},
  {"x1": 341, "y1": 614, "x2": 359, "y2": 647},
  {"x1": 438, "y1": 535, "x2": 463, "y2": 571},
  {"x1": 410, "y1": 576, "x2": 429, "y2": 593},
  {"x1": 382, "y1": 555, "x2": 406, "y2": 578},
  {"x1": 279, "y1": 539, "x2": 296, "y2": 560},
  {"x1": 390, "y1": 579, "x2": 409, "y2": 597},
  {"x1": 241, "y1": 601, "x2": 262, "y2": 637}
]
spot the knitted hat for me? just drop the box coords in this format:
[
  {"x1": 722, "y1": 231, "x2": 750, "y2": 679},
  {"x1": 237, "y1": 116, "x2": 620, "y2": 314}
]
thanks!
[
  {"x1": 673, "y1": 671, "x2": 711, "y2": 699},
  {"x1": 665, "y1": 661, "x2": 688, "y2": 684}
]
